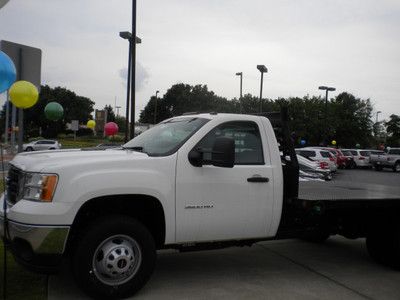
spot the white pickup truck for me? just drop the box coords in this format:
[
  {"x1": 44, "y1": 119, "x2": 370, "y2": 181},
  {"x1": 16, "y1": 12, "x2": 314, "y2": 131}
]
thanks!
[
  {"x1": 370, "y1": 148, "x2": 400, "y2": 172},
  {"x1": 1, "y1": 110, "x2": 400, "y2": 299}
]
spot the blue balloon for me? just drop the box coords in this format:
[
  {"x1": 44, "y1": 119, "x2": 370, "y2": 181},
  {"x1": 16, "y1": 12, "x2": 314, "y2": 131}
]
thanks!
[
  {"x1": 300, "y1": 139, "x2": 306, "y2": 146},
  {"x1": 0, "y1": 51, "x2": 16, "y2": 94}
]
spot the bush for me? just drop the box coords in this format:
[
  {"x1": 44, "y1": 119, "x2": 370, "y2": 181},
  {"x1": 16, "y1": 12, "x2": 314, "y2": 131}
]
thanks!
[
  {"x1": 65, "y1": 128, "x2": 94, "y2": 137},
  {"x1": 107, "y1": 135, "x2": 125, "y2": 142}
]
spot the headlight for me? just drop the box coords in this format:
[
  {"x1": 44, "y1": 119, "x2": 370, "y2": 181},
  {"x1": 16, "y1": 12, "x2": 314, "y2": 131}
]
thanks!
[{"x1": 23, "y1": 173, "x2": 58, "y2": 202}]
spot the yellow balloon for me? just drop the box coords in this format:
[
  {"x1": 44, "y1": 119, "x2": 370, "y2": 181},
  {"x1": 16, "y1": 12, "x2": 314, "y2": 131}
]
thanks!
[
  {"x1": 9, "y1": 81, "x2": 39, "y2": 109},
  {"x1": 87, "y1": 120, "x2": 96, "y2": 129},
  {"x1": 332, "y1": 140, "x2": 337, "y2": 146}
]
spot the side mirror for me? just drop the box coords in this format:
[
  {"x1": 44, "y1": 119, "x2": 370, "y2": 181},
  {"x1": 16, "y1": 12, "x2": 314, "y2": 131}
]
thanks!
[
  {"x1": 188, "y1": 149, "x2": 203, "y2": 167},
  {"x1": 211, "y1": 137, "x2": 235, "y2": 168}
]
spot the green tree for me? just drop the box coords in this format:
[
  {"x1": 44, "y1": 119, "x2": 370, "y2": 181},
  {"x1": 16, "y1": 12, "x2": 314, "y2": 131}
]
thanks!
[
  {"x1": 139, "y1": 96, "x2": 171, "y2": 124},
  {"x1": 139, "y1": 83, "x2": 237, "y2": 123},
  {"x1": 138, "y1": 83, "x2": 376, "y2": 148},
  {"x1": 282, "y1": 95, "x2": 325, "y2": 146},
  {"x1": 104, "y1": 105, "x2": 116, "y2": 122},
  {"x1": 386, "y1": 114, "x2": 400, "y2": 146},
  {"x1": 114, "y1": 115, "x2": 127, "y2": 133},
  {"x1": 329, "y1": 92, "x2": 373, "y2": 148},
  {"x1": 239, "y1": 94, "x2": 276, "y2": 114},
  {"x1": 1, "y1": 85, "x2": 95, "y2": 139}
]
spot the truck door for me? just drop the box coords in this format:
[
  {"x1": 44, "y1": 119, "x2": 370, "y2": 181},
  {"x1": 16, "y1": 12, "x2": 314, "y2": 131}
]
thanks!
[{"x1": 176, "y1": 120, "x2": 275, "y2": 242}]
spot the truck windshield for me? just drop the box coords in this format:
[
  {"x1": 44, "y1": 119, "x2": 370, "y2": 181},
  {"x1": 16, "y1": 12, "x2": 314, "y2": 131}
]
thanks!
[{"x1": 123, "y1": 117, "x2": 209, "y2": 156}]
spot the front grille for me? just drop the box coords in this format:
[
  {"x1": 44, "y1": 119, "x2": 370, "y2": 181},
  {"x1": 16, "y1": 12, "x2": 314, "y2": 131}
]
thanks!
[{"x1": 6, "y1": 165, "x2": 23, "y2": 205}]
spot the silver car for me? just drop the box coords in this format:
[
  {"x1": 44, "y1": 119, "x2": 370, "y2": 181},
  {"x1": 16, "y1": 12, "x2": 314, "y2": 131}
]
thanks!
[
  {"x1": 296, "y1": 148, "x2": 338, "y2": 172},
  {"x1": 23, "y1": 140, "x2": 61, "y2": 151},
  {"x1": 297, "y1": 154, "x2": 332, "y2": 181}
]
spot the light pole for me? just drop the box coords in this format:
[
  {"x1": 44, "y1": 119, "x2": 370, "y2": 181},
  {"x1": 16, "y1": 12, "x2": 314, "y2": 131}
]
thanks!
[
  {"x1": 119, "y1": 30, "x2": 141, "y2": 142},
  {"x1": 120, "y1": 31, "x2": 133, "y2": 142},
  {"x1": 318, "y1": 86, "x2": 336, "y2": 145},
  {"x1": 235, "y1": 72, "x2": 243, "y2": 113},
  {"x1": 115, "y1": 106, "x2": 121, "y2": 116},
  {"x1": 130, "y1": 0, "x2": 137, "y2": 139},
  {"x1": 154, "y1": 90, "x2": 159, "y2": 124},
  {"x1": 376, "y1": 111, "x2": 382, "y2": 123},
  {"x1": 257, "y1": 65, "x2": 268, "y2": 112}
]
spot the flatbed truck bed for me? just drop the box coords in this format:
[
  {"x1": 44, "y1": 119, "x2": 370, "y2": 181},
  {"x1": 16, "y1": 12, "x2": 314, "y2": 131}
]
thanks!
[{"x1": 299, "y1": 180, "x2": 400, "y2": 201}]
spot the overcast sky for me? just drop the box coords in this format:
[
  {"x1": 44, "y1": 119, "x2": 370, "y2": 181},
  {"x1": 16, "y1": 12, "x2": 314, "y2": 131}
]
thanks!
[{"x1": 1, "y1": 0, "x2": 399, "y2": 121}]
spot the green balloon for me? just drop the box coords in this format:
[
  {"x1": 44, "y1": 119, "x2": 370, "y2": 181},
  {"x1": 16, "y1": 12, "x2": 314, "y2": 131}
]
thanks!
[{"x1": 45, "y1": 102, "x2": 64, "y2": 121}]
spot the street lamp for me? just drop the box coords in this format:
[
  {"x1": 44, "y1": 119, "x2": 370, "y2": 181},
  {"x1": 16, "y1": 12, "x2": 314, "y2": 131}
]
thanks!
[
  {"x1": 119, "y1": 29, "x2": 141, "y2": 142},
  {"x1": 235, "y1": 72, "x2": 243, "y2": 113},
  {"x1": 120, "y1": 0, "x2": 142, "y2": 140},
  {"x1": 376, "y1": 111, "x2": 382, "y2": 123},
  {"x1": 115, "y1": 106, "x2": 121, "y2": 116},
  {"x1": 318, "y1": 86, "x2": 336, "y2": 145},
  {"x1": 257, "y1": 65, "x2": 268, "y2": 112},
  {"x1": 154, "y1": 90, "x2": 160, "y2": 124}
]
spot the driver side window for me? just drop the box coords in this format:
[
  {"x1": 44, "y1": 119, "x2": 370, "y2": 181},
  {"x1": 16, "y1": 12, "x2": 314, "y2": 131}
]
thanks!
[{"x1": 196, "y1": 121, "x2": 264, "y2": 165}]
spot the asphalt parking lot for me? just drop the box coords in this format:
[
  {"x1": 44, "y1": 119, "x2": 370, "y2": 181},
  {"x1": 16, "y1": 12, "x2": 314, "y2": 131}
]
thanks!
[
  {"x1": 49, "y1": 169, "x2": 400, "y2": 300},
  {"x1": 49, "y1": 237, "x2": 400, "y2": 300}
]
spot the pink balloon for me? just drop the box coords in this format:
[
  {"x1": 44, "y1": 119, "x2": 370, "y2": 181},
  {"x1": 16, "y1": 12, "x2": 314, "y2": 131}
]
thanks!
[{"x1": 104, "y1": 122, "x2": 119, "y2": 136}]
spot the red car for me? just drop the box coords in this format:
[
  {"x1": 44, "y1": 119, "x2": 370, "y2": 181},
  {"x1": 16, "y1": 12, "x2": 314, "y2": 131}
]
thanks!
[
  {"x1": 314, "y1": 147, "x2": 347, "y2": 169},
  {"x1": 326, "y1": 148, "x2": 347, "y2": 169}
]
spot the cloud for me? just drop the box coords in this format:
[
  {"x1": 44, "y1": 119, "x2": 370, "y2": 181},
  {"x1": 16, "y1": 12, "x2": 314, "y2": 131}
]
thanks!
[
  {"x1": 118, "y1": 62, "x2": 149, "y2": 92},
  {"x1": 1, "y1": 0, "x2": 400, "y2": 120}
]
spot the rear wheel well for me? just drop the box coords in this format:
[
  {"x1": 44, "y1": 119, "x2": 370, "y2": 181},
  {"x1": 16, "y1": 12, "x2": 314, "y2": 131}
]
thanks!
[{"x1": 66, "y1": 195, "x2": 166, "y2": 252}]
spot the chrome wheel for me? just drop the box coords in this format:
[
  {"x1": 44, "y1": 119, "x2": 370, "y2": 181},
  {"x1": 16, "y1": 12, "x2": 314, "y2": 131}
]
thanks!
[
  {"x1": 396, "y1": 164, "x2": 400, "y2": 172},
  {"x1": 92, "y1": 235, "x2": 142, "y2": 286}
]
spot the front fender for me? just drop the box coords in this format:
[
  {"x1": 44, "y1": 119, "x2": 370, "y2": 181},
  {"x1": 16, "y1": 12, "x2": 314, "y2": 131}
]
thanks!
[{"x1": 8, "y1": 154, "x2": 177, "y2": 244}]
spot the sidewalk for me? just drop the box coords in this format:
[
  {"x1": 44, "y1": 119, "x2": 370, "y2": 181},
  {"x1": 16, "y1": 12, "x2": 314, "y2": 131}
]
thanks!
[{"x1": 49, "y1": 237, "x2": 400, "y2": 299}]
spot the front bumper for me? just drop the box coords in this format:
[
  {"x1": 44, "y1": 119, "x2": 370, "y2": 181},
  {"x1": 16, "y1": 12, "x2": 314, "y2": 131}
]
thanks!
[
  {"x1": 1, "y1": 213, "x2": 70, "y2": 273},
  {"x1": 373, "y1": 160, "x2": 395, "y2": 168}
]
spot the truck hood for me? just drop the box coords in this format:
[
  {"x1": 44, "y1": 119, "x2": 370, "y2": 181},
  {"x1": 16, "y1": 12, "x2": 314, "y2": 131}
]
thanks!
[{"x1": 10, "y1": 148, "x2": 149, "y2": 172}]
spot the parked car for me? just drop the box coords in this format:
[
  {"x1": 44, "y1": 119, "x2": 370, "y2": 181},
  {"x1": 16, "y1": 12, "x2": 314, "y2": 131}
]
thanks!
[
  {"x1": 23, "y1": 140, "x2": 61, "y2": 151},
  {"x1": 311, "y1": 147, "x2": 347, "y2": 169},
  {"x1": 370, "y1": 148, "x2": 400, "y2": 172},
  {"x1": 297, "y1": 154, "x2": 332, "y2": 181},
  {"x1": 296, "y1": 148, "x2": 337, "y2": 172},
  {"x1": 327, "y1": 148, "x2": 347, "y2": 169},
  {"x1": 344, "y1": 149, "x2": 372, "y2": 168},
  {"x1": 340, "y1": 149, "x2": 357, "y2": 169}
]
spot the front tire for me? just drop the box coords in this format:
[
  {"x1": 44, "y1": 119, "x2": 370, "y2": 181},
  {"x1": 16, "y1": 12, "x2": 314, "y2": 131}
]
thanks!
[
  {"x1": 72, "y1": 216, "x2": 156, "y2": 299},
  {"x1": 393, "y1": 162, "x2": 400, "y2": 173},
  {"x1": 26, "y1": 146, "x2": 33, "y2": 151}
]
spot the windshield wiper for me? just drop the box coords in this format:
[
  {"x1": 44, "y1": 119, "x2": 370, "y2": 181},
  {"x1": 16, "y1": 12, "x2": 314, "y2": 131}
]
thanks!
[{"x1": 122, "y1": 146, "x2": 145, "y2": 152}]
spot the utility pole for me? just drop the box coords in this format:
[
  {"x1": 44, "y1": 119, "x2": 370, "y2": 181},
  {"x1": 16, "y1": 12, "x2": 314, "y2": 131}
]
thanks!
[
  {"x1": 130, "y1": 0, "x2": 137, "y2": 139},
  {"x1": 235, "y1": 72, "x2": 243, "y2": 113},
  {"x1": 318, "y1": 86, "x2": 336, "y2": 146},
  {"x1": 4, "y1": 94, "x2": 9, "y2": 144},
  {"x1": 154, "y1": 90, "x2": 159, "y2": 124}
]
